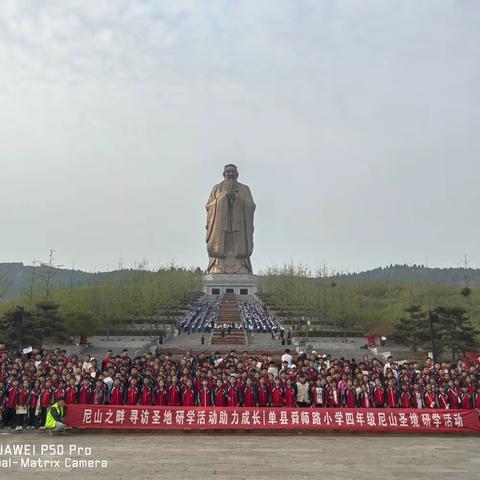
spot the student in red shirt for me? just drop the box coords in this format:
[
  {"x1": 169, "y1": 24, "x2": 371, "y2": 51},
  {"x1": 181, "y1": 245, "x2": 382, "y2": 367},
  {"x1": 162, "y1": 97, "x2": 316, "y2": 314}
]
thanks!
[
  {"x1": 271, "y1": 379, "x2": 285, "y2": 407},
  {"x1": 15, "y1": 380, "x2": 30, "y2": 430},
  {"x1": 385, "y1": 379, "x2": 399, "y2": 408},
  {"x1": 460, "y1": 385, "x2": 473, "y2": 409},
  {"x1": 327, "y1": 382, "x2": 342, "y2": 408},
  {"x1": 0, "y1": 381, "x2": 5, "y2": 421},
  {"x1": 93, "y1": 379, "x2": 107, "y2": 405},
  {"x1": 256, "y1": 378, "x2": 269, "y2": 407},
  {"x1": 27, "y1": 380, "x2": 41, "y2": 429},
  {"x1": 447, "y1": 381, "x2": 460, "y2": 409},
  {"x1": 343, "y1": 379, "x2": 357, "y2": 408},
  {"x1": 140, "y1": 377, "x2": 154, "y2": 406},
  {"x1": 182, "y1": 379, "x2": 196, "y2": 407},
  {"x1": 109, "y1": 378, "x2": 125, "y2": 405},
  {"x1": 372, "y1": 378, "x2": 385, "y2": 408},
  {"x1": 424, "y1": 384, "x2": 437, "y2": 409},
  {"x1": 474, "y1": 385, "x2": 480, "y2": 409},
  {"x1": 5, "y1": 379, "x2": 19, "y2": 429},
  {"x1": 242, "y1": 378, "x2": 256, "y2": 407},
  {"x1": 167, "y1": 376, "x2": 182, "y2": 406},
  {"x1": 227, "y1": 377, "x2": 240, "y2": 407},
  {"x1": 78, "y1": 378, "x2": 93, "y2": 405},
  {"x1": 39, "y1": 380, "x2": 55, "y2": 429},
  {"x1": 197, "y1": 379, "x2": 212, "y2": 407},
  {"x1": 437, "y1": 385, "x2": 450, "y2": 409},
  {"x1": 399, "y1": 384, "x2": 412, "y2": 408},
  {"x1": 284, "y1": 379, "x2": 297, "y2": 408},
  {"x1": 213, "y1": 379, "x2": 228, "y2": 407},
  {"x1": 101, "y1": 350, "x2": 114, "y2": 372},
  {"x1": 65, "y1": 378, "x2": 78, "y2": 405},
  {"x1": 154, "y1": 379, "x2": 167, "y2": 406},
  {"x1": 358, "y1": 384, "x2": 372, "y2": 408},
  {"x1": 127, "y1": 378, "x2": 140, "y2": 406}
]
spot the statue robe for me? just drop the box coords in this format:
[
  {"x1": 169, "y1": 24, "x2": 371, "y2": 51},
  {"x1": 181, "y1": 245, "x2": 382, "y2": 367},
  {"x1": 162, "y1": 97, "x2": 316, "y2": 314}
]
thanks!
[{"x1": 206, "y1": 181, "x2": 255, "y2": 273}]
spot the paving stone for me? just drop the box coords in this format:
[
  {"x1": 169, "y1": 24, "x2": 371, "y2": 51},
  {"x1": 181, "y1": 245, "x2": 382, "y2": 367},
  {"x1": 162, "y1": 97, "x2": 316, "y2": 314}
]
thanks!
[{"x1": 0, "y1": 432, "x2": 478, "y2": 480}]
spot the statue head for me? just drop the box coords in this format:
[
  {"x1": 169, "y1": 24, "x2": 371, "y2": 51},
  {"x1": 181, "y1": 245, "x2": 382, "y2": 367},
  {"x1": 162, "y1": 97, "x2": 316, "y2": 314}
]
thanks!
[{"x1": 223, "y1": 164, "x2": 238, "y2": 181}]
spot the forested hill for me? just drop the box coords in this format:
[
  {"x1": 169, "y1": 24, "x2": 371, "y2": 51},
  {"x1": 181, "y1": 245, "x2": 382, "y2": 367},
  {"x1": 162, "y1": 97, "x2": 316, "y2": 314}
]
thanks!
[
  {"x1": 1, "y1": 262, "x2": 479, "y2": 301},
  {"x1": 0, "y1": 262, "x2": 203, "y2": 301},
  {"x1": 0, "y1": 262, "x2": 125, "y2": 300},
  {"x1": 333, "y1": 264, "x2": 480, "y2": 286}
]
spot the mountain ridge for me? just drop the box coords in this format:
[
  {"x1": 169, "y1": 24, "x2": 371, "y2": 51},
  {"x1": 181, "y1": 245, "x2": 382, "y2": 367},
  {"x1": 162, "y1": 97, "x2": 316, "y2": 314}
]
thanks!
[{"x1": 1, "y1": 262, "x2": 478, "y2": 301}]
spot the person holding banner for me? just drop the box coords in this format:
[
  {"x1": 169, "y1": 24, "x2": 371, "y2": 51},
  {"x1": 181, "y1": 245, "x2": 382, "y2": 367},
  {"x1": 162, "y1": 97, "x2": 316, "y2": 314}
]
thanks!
[{"x1": 45, "y1": 397, "x2": 66, "y2": 434}]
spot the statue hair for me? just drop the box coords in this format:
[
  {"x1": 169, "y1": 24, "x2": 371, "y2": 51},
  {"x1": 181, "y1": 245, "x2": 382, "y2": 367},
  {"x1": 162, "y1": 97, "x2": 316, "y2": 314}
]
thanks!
[{"x1": 224, "y1": 164, "x2": 238, "y2": 171}]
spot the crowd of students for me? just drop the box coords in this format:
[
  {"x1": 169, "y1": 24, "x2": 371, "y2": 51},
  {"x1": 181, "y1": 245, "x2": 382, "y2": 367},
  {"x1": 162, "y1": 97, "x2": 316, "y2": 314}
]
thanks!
[
  {"x1": 0, "y1": 344, "x2": 479, "y2": 430},
  {"x1": 179, "y1": 298, "x2": 220, "y2": 333},
  {"x1": 240, "y1": 301, "x2": 282, "y2": 333},
  {"x1": 178, "y1": 298, "x2": 282, "y2": 335}
]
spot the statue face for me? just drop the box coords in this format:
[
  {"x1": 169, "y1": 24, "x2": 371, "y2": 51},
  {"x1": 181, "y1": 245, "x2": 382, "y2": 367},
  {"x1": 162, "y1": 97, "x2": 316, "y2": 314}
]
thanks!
[{"x1": 223, "y1": 165, "x2": 238, "y2": 181}]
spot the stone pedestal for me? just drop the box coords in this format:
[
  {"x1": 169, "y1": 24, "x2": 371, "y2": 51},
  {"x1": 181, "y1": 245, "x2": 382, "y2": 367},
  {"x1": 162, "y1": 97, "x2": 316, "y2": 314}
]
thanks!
[{"x1": 203, "y1": 273, "x2": 258, "y2": 296}]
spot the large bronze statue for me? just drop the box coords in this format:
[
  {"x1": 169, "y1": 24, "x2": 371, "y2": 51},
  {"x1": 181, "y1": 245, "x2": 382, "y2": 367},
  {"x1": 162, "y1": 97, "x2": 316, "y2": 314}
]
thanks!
[{"x1": 206, "y1": 164, "x2": 255, "y2": 274}]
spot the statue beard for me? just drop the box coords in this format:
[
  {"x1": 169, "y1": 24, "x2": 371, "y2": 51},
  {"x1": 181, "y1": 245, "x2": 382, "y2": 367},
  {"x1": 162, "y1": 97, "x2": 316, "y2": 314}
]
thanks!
[{"x1": 224, "y1": 178, "x2": 238, "y2": 192}]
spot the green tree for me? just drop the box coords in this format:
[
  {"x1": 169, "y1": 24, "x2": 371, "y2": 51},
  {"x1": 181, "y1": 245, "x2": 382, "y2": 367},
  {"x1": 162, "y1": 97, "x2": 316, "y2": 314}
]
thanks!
[
  {"x1": 64, "y1": 310, "x2": 101, "y2": 337},
  {"x1": 433, "y1": 306, "x2": 479, "y2": 360},
  {"x1": 0, "y1": 307, "x2": 39, "y2": 349},
  {"x1": 391, "y1": 305, "x2": 428, "y2": 351},
  {"x1": 34, "y1": 300, "x2": 68, "y2": 343},
  {"x1": 0, "y1": 301, "x2": 67, "y2": 349}
]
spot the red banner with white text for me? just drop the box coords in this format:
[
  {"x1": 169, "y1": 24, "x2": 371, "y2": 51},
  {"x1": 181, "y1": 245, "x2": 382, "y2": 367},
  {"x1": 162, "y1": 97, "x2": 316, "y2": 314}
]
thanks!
[{"x1": 65, "y1": 406, "x2": 480, "y2": 433}]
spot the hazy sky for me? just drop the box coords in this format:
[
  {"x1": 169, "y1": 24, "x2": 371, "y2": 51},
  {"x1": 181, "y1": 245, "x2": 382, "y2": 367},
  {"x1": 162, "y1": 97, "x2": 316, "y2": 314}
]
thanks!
[{"x1": 1, "y1": 0, "x2": 479, "y2": 274}]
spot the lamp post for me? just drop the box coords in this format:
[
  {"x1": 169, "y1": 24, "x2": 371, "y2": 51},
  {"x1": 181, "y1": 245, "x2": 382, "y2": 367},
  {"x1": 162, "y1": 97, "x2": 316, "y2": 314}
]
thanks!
[
  {"x1": 307, "y1": 319, "x2": 311, "y2": 353},
  {"x1": 428, "y1": 310, "x2": 438, "y2": 364},
  {"x1": 14, "y1": 306, "x2": 25, "y2": 350},
  {"x1": 301, "y1": 315, "x2": 305, "y2": 350}
]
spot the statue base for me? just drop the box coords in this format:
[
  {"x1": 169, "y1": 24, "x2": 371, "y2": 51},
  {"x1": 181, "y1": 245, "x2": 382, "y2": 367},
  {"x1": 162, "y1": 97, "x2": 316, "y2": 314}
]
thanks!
[{"x1": 203, "y1": 273, "x2": 258, "y2": 296}]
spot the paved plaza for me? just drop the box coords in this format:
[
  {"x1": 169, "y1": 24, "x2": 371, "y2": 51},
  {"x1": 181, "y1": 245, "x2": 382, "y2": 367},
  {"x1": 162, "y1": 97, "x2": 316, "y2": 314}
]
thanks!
[{"x1": 0, "y1": 431, "x2": 478, "y2": 480}]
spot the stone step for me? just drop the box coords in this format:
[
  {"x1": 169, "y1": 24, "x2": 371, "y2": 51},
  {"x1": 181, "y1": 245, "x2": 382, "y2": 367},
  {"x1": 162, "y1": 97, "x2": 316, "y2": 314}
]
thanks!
[{"x1": 211, "y1": 338, "x2": 246, "y2": 345}]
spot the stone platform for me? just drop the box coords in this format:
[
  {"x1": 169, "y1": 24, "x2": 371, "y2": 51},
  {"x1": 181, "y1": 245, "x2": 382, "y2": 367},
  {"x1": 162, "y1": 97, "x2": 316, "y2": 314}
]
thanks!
[
  {"x1": 203, "y1": 273, "x2": 257, "y2": 295},
  {"x1": 3, "y1": 431, "x2": 479, "y2": 480}
]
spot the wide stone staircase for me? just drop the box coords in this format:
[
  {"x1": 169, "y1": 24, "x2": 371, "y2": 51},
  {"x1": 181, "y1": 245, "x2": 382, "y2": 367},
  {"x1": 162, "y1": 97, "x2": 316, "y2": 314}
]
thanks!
[{"x1": 211, "y1": 293, "x2": 246, "y2": 346}]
